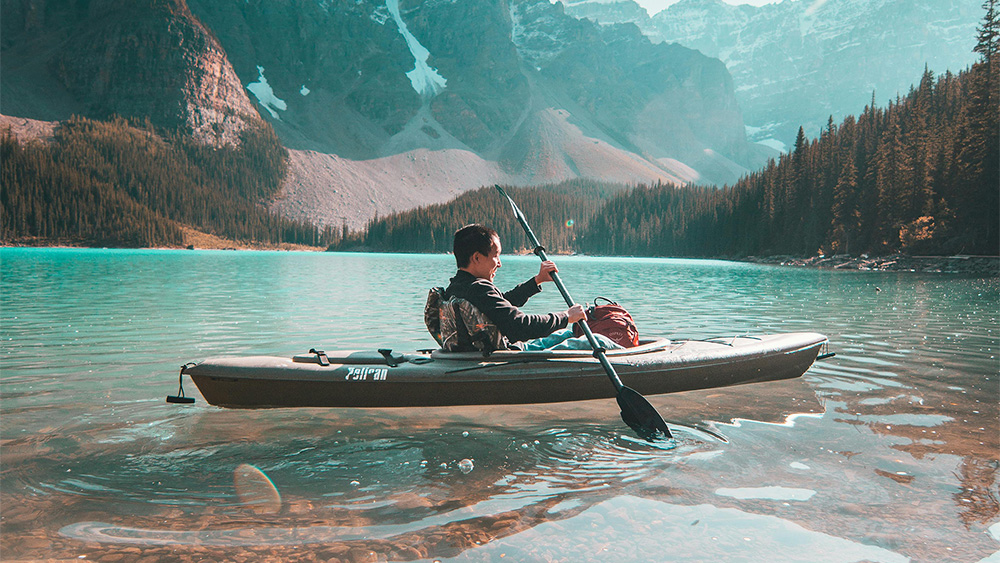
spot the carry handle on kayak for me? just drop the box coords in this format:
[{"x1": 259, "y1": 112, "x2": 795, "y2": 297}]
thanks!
[
  {"x1": 309, "y1": 348, "x2": 331, "y2": 366},
  {"x1": 494, "y1": 185, "x2": 671, "y2": 440},
  {"x1": 166, "y1": 364, "x2": 196, "y2": 404},
  {"x1": 378, "y1": 349, "x2": 400, "y2": 367}
]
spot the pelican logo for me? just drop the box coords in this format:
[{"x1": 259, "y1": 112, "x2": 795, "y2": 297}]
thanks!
[{"x1": 346, "y1": 367, "x2": 388, "y2": 381}]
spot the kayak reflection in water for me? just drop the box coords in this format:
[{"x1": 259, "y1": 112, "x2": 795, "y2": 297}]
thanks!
[{"x1": 438, "y1": 224, "x2": 622, "y2": 352}]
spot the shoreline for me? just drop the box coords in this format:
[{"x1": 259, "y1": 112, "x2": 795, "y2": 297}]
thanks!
[
  {"x1": 742, "y1": 253, "x2": 999, "y2": 275},
  {"x1": 3, "y1": 241, "x2": 997, "y2": 276},
  {"x1": 1, "y1": 227, "x2": 325, "y2": 252}
]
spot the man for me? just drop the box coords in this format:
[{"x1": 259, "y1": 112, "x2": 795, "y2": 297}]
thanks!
[{"x1": 443, "y1": 224, "x2": 617, "y2": 351}]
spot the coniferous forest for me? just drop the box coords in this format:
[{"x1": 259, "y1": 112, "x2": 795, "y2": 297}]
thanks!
[
  {"x1": 583, "y1": 25, "x2": 998, "y2": 258},
  {"x1": 1, "y1": 116, "x2": 335, "y2": 247},
  {"x1": 329, "y1": 180, "x2": 626, "y2": 254},
  {"x1": 346, "y1": 7, "x2": 998, "y2": 258}
]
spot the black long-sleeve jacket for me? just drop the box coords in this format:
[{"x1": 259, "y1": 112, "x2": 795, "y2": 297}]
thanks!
[{"x1": 443, "y1": 270, "x2": 569, "y2": 348}]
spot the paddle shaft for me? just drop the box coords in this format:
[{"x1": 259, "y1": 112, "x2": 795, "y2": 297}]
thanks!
[{"x1": 501, "y1": 191, "x2": 625, "y2": 393}]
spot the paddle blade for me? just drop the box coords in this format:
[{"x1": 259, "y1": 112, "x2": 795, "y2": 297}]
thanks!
[{"x1": 617, "y1": 386, "x2": 672, "y2": 440}]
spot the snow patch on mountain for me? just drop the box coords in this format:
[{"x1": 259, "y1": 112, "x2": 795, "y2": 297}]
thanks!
[
  {"x1": 803, "y1": 0, "x2": 831, "y2": 15},
  {"x1": 386, "y1": 0, "x2": 447, "y2": 99},
  {"x1": 370, "y1": 5, "x2": 390, "y2": 25},
  {"x1": 246, "y1": 66, "x2": 287, "y2": 119},
  {"x1": 745, "y1": 123, "x2": 787, "y2": 153},
  {"x1": 756, "y1": 138, "x2": 787, "y2": 153}
]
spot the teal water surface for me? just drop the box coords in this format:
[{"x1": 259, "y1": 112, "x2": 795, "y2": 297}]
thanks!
[{"x1": 1, "y1": 248, "x2": 998, "y2": 562}]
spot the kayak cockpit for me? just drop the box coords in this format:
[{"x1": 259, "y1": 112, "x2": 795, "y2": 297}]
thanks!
[
  {"x1": 285, "y1": 338, "x2": 674, "y2": 367},
  {"x1": 429, "y1": 337, "x2": 673, "y2": 361}
]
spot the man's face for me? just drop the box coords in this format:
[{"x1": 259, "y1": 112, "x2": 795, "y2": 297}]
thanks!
[{"x1": 469, "y1": 236, "x2": 502, "y2": 281}]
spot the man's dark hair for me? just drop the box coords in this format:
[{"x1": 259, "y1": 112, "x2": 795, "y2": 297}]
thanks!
[{"x1": 454, "y1": 224, "x2": 499, "y2": 268}]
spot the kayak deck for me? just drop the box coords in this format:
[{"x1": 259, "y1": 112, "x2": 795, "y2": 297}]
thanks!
[{"x1": 182, "y1": 333, "x2": 828, "y2": 408}]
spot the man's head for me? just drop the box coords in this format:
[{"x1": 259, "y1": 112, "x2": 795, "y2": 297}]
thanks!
[{"x1": 454, "y1": 224, "x2": 502, "y2": 281}]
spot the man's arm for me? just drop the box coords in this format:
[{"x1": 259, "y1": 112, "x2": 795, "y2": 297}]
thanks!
[
  {"x1": 502, "y1": 277, "x2": 542, "y2": 307},
  {"x1": 471, "y1": 280, "x2": 569, "y2": 342},
  {"x1": 502, "y1": 260, "x2": 560, "y2": 306}
]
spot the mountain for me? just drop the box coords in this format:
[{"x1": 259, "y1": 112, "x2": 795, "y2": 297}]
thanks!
[
  {"x1": 562, "y1": 0, "x2": 981, "y2": 151},
  {"x1": 1, "y1": 0, "x2": 263, "y2": 145},
  {"x1": 190, "y1": 0, "x2": 770, "y2": 227},
  {"x1": 357, "y1": 41, "x2": 999, "y2": 258},
  {"x1": 1, "y1": 0, "x2": 767, "y2": 231}
]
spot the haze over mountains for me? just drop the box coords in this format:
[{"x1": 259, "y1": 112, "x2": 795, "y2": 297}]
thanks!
[
  {"x1": 562, "y1": 0, "x2": 982, "y2": 151},
  {"x1": 0, "y1": 0, "x2": 983, "y2": 231}
]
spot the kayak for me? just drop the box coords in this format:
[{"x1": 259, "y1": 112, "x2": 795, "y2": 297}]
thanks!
[{"x1": 180, "y1": 332, "x2": 828, "y2": 408}]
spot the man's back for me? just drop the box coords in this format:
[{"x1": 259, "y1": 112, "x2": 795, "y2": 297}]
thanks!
[{"x1": 444, "y1": 270, "x2": 567, "y2": 348}]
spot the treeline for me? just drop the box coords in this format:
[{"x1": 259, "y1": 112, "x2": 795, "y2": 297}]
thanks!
[
  {"x1": 584, "y1": 5, "x2": 998, "y2": 257},
  {"x1": 330, "y1": 180, "x2": 627, "y2": 254},
  {"x1": 1, "y1": 116, "x2": 338, "y2": 247}
]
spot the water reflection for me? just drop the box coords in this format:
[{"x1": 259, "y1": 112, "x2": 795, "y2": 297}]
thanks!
[
  {"x1": 26, "y1": 409, "x2": 723, "y2": 559},
  {"x1": 2, "y1": 249, "x2": 998, "y2": 562},
  {"x1": 406, "y1": 496, "x2": 912, "y2": 563},
  {"x1": 714, "y1": 486, "x2": 817, "y2": 501}
]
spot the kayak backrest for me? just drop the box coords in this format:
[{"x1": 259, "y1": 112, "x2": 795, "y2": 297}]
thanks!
[
  {"x1": 426, "y1": 287, "x2": 503, "y2": 355},
  {"x1": 424, "y1": 288, "x2": 445, "y2": 345}
]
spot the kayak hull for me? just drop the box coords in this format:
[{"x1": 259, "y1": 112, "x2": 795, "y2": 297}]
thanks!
[{"x1": 182, "y1": 333, "x2": 827, "y2": 408}]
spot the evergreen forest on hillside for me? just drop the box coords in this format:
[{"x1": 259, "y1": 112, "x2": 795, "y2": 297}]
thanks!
[
  {"x1": 1, "y1": 116, "x2": 335, "y2": 247},
  {"x1": 329, "y1": 180, "x2": 627, "y2": 254},
  {"x1": 330, "y1": 180, "x2": 625, "y2": 252},
  {"x1": 350, "y1": 5, "x2": 998, "y2": 258}
]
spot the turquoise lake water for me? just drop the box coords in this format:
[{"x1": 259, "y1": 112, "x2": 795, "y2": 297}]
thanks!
[{"x1": 1, "y1": 248, "x2": 998, "y2": 562}]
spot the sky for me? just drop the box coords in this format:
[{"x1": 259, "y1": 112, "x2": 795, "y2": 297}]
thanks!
[{"x1": 634, "y1": 0, "x2": 779, "y2": 16}]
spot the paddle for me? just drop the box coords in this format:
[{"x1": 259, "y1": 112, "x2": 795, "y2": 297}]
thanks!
[{"x1": 494, "y1": 185, "x2": 672, "y2": 440}]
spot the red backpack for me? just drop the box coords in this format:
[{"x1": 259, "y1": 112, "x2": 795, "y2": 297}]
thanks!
[{"x1": 572, "y1": 297, "x2": 640, "y2": 348}]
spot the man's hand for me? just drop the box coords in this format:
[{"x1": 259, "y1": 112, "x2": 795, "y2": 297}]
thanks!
[
  {"x1": 567, "y1": 304, "x2": 586, "y2": 324},
  {"x1": 535, "y1": 261, "x2": 559, "y2": 285}
]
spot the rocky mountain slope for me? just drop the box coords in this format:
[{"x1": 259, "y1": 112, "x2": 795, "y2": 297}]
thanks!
[
  {"x1": 562, "y1": 0, "x2": 981, "y2": 151},
  {"x1": 1, "y1": 0, "x2": 262, "y2": 145},
  {"x1": 1, "y1": 0, "x2": 770, "y2": 230}
]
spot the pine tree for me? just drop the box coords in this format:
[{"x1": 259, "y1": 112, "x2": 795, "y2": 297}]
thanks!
[
  {"x1": 830, "y1": 155, "x2": 860, "y2": 254},
  {"x1": 874, "y1": 112, "x2": 913, "y2": 250},
  {"x1": 953, "y1": 0, "x2": 1000, "y2": 253},
  {"x1": 976, "y1": 0, "x2": 999, "y2": 62}
]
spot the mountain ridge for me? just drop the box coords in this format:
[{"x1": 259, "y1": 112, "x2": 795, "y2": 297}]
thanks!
[{"x1": 562, "y1": 0, "x2": 981, "y2": 150}]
